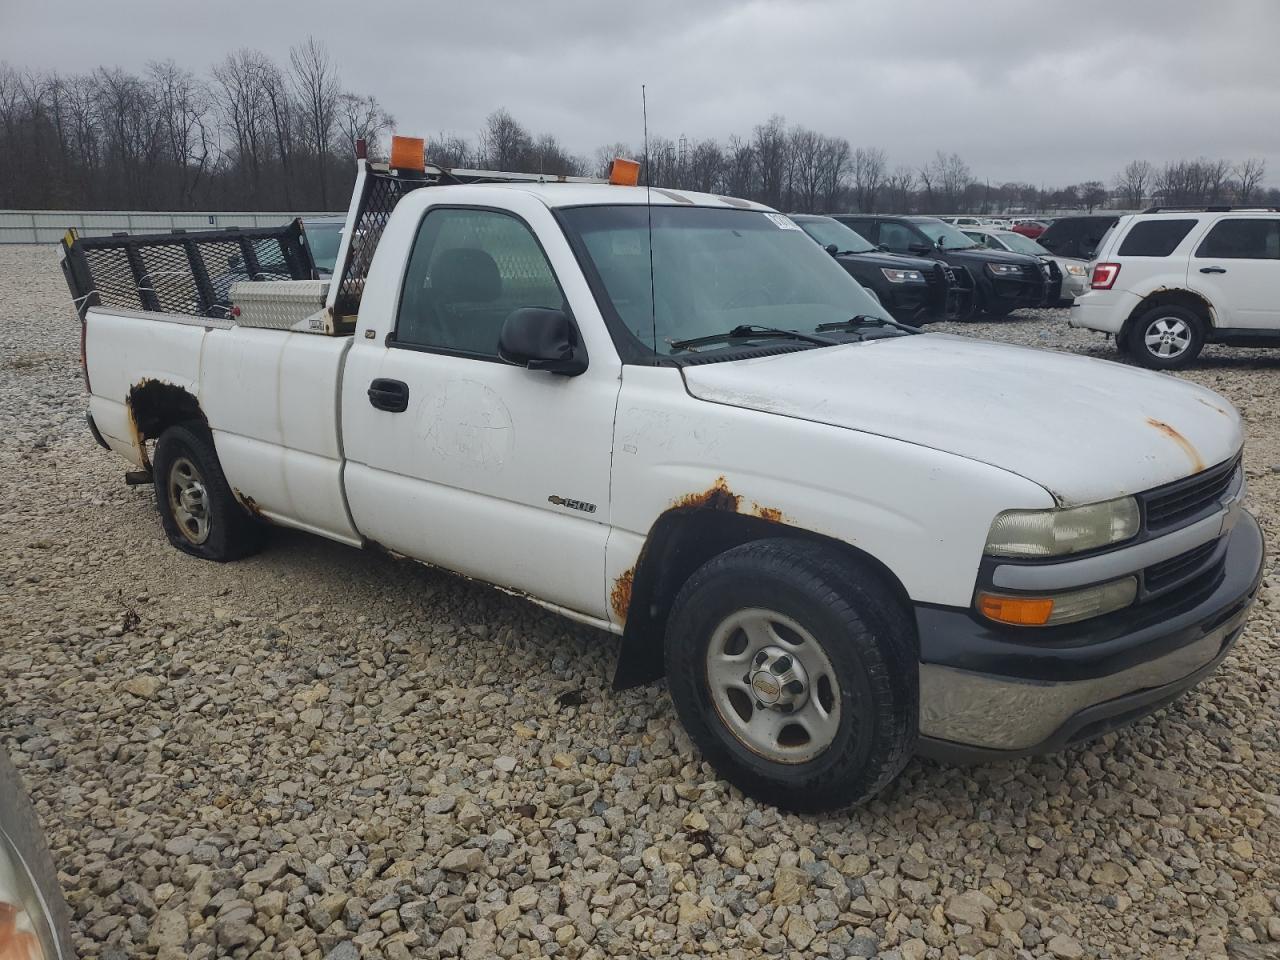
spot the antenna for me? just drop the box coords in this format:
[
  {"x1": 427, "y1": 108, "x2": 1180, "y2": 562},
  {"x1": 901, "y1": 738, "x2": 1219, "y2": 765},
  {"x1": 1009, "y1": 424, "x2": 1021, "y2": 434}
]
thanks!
[{"x1": 643, "y1": 84, "x2": 656, "y2": 354}]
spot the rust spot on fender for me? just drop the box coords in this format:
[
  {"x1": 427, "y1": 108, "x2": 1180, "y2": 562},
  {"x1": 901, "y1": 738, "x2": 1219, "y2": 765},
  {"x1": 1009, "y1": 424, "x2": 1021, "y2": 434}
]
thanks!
[
  {"x1": 233, "y1": 489, "x2": 266, "y2": 520},
  {"x1": 672, "y1": 476, "x2": 742, "y2": 512},
  {"x1": 1146, "y1": 417, "x2": 1205, "y2": 472},
  {"x1": 752, "y1": 504, "x2": 785, "y2": 523},
  {"x1": 611, "y1": 568, "x2": 635, "y2": 621}
]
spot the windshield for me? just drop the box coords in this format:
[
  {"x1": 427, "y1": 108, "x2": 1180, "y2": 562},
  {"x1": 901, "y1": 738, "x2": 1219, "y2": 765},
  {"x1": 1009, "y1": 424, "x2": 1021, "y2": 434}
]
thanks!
[
  {"x1": 559, "y1": 205, "x2": 894, "y2": 356},
  {"x1": 994, "y1": 231, "x2": 1050, "y2": 256},
  {"x1": 913, "y1": 219, "x2": 978, "y2": 250},
  {"x1": 794, "y1": 217, "x2": 876, "y2": 253},
  {"x1": 304, "y1": 221, "x2": 344, "y2": 274}
]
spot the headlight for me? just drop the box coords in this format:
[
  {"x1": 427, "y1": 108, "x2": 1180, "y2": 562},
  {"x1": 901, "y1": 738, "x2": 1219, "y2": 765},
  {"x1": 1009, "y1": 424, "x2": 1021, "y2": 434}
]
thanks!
[
  {"x1": 881, "y1": 267, "x2": 925, "y2": 284},
  {"x1": 977, "y1": 576, "x2": 1138, "y2": 626},
  {"x1": 985, "y1": 497, "x2": 1140, "y2": 558},
  {"x1": 986, "y1": 263, "x2": 1024, "y2": 277},
  {"x1": 1064, "y1": 263, "x2": 1089, "y2": 277}
]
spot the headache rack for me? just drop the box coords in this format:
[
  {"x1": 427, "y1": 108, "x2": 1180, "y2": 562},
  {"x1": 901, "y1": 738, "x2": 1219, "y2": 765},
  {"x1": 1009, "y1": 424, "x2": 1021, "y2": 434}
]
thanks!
[
  {"x1": 60, "y1": 220, "x2": 316, "y2": 323},
  {"x1": 60, "y1": 141, "x2": 605, "y2": 336},
  {"x1": 328, "y1": 158, "x2": 604, "y2": 326}
]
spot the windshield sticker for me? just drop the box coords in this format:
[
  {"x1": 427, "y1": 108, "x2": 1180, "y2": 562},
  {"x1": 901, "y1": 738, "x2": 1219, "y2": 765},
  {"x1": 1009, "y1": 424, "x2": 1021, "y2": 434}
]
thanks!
[{"x1": 764, "y1": 213, "x2": 802, "y2": 231}]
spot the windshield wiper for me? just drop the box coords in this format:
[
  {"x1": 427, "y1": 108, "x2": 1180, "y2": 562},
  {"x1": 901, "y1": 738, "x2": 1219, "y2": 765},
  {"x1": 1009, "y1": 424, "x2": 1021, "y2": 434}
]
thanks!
[
  {"x1": 669, "y1": 324, "x2": 837, "y2": 352},
  {"x1": 816, "y1": 315, "x2": 919, "y2": 335}
]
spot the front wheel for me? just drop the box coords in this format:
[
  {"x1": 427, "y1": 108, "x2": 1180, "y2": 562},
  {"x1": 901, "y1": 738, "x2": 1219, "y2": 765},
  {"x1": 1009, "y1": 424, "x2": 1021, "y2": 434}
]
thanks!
[
  {"x1": 664, "y1": 539, "x2": 917, "y2": 812},
  {"x1": 1127, "y1": 305, "x2": 1205, "y2": 369},
  {"x1": 153, "y1": 422, "x2": 264, "y2": 561}
]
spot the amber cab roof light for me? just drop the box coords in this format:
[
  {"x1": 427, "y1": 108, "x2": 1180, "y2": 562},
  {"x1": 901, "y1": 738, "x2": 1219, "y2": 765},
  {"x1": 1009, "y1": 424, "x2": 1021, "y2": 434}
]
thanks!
[
  {"x1": 389, "y1": 135, "x2": 425, "y2": 172},
  {"x1": 609, "y1": 158, "x2": 641, "y2": 187}
]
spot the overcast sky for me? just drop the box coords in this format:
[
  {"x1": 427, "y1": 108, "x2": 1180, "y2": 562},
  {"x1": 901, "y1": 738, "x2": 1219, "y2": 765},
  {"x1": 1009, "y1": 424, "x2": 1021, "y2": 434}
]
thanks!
[{"x1": 3, "y1": 0, "x2": 1277, "y2": 187}]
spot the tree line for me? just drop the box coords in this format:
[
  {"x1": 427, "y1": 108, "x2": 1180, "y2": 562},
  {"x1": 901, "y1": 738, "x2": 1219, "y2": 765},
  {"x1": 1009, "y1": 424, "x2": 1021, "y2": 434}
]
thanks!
[
  {"x1": 0, "y1": 40, "x2": 392, "y2": 211},
  {"x1": 1, "y1": 47, "x2": 1273, "y2": 215}
]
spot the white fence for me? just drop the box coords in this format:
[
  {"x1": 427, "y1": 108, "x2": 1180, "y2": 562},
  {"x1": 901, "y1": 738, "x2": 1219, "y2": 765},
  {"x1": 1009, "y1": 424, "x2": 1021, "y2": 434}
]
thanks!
[{"x1": 0, "y1": 210, "x2": 342, "y2": 244}]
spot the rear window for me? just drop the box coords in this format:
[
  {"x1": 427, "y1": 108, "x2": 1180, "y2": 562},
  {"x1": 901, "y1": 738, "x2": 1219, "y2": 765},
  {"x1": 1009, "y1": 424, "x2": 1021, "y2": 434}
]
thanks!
[
  {"x1": 1194, "y1": 219, "x2": 1280, "y2": 259},
  {"x1": 1117, "y1": 219, "x2": 1197, "y2": 257}
]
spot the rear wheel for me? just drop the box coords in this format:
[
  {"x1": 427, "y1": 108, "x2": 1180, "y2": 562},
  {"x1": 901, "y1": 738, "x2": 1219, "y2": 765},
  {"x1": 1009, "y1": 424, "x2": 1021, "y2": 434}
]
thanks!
[
  {"x1": 1127, "y1": 304, "x2": 1205, "y2": 369},
  {"x1": 153, "y1": 422, "x2": 263, "y2": 561},
  {"x1": 664, "y1": 539, "x2": 917, "y2": 811}
]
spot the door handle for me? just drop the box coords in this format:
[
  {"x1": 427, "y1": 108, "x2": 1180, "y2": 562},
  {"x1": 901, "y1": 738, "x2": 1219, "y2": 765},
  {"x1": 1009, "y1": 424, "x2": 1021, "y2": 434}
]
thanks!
[
  {"x1": 1199, "y1": 266, "x2": 1227, "y2": 274},
  {"x1": 368, "y1": 378, "x2": 409, "y2": 412}
]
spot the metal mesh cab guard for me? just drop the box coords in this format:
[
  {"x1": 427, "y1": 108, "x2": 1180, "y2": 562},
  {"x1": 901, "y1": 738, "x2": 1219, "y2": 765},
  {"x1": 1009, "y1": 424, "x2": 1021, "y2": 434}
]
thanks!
[{"x1": 60, "y1": 221, "x2": 315, "y2": 323}]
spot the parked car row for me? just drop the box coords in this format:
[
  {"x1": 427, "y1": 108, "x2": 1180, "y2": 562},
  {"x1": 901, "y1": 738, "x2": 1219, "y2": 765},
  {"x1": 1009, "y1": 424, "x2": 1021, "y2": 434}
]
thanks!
[{"x1": 959, "y1": 226, "x2": 1091, "y2": 302}]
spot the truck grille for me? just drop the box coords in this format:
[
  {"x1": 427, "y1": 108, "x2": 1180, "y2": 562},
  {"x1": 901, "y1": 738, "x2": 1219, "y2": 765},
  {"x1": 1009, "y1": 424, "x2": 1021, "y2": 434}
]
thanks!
[
  {"x1": 1144, "y1": 540, "x2": 1219, "y2": 593},
  {"x1": 1142, "y1": 456, "x2": 1240, "y2": 532}
]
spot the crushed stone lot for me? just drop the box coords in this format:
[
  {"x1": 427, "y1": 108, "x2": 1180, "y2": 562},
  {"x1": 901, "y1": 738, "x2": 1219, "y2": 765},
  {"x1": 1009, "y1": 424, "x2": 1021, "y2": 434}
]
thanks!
[{"x1": 2, "y1": 240, "x2": 1279, "y2": 960}]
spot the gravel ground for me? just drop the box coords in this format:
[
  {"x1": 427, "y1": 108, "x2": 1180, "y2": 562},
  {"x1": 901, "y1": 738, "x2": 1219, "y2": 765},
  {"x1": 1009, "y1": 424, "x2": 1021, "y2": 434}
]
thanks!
[{"x1": 2, "y1": 241, "x2": 1279, "y2": 960}]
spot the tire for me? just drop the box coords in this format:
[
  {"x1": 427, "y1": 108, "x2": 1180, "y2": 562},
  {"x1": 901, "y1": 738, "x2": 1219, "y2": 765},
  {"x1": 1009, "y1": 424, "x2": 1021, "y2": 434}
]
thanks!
[
  {"x1": 0, "y1": 749, "x2": 75, "y2": 959},
  {"x1": 664, "y1": 539, "x2": 917, "y2": 812},
  {"x1": 1126, "y1": 304, "x2": 1205, "y2": 370},
  {"x1": 153, "y1": 422, "x2": 263, "y2": 561}
]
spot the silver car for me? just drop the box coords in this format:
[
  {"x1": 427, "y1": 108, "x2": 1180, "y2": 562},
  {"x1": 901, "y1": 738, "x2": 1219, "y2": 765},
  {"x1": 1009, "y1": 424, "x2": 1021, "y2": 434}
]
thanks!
[{"x1": 961, "y1": 227, "x2": 1091, "y2": 302}]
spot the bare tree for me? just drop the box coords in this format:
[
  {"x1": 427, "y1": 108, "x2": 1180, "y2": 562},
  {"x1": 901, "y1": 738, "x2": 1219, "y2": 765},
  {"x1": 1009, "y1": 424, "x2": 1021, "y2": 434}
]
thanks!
[
  {"x1": 336, "y1": 92, "x2": 393, "y2": 161},
  {"x1": 752, "y1": 115, "x2": 788, "y2": 208},
  {"x1": 212, "y1": 50, "x2": 276, "y2": 202},
  {"x1": 884, "y1": 165, "x2": 916, "y2": 213},
  {"x1": 1080, "y1": 180, "x2": 1108, "y2": 212},
  {"x1": 817, "y1": 136, "x2": 850, "y2": 211},
  {"x1": 724, "y1": 135, "x2": 755, "y2": 199},
  {"x1": 478, "y1": 108, "x2": 532, "y2": 170},
  {"x1": 290, "y1": 37, "x2": 340, "y2": 206},
  {"x1": 850, "y1": 146, "x2": 887, "y2": 213},
  {"x1": 1114, "y1": 159, "x2": 1152, "y2": 209},
  {"x1": 686, "y1": 138, "x2": 724, "y2": 194},
  {"x1": 788, "y1": 126, "x2": 823, "y2": 212},
  {"x1": 1233, "y1": 157, "x2": 1266, "y2": 204},
  {"x1": 430, "y1": 133, "x2": 473, "y2": 168},
  {"x1": 147, "y1": 61, "x2": 210, "y2": 207}
]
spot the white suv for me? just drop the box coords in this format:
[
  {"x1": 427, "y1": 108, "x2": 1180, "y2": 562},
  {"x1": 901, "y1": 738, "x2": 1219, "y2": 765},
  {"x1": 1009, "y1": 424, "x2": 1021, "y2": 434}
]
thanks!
[{"x1": 1071, "y1": 208, "x2": 1280, "y2": 368}]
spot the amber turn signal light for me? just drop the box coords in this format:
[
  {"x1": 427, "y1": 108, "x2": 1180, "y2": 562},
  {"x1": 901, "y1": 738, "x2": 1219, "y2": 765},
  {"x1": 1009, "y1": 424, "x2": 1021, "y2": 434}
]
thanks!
[
  {"x1": 977, "y1": 593, "x2": 1055, "y2": 626},
  {"x1": 609, "y1": 158, "x2": 641, "y2": 186}
]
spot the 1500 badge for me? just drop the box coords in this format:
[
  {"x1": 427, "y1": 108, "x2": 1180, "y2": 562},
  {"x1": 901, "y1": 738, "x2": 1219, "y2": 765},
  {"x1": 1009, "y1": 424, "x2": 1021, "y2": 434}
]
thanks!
[{"x1": 548, "y1": 495, "x2": 597, "y2": 514}]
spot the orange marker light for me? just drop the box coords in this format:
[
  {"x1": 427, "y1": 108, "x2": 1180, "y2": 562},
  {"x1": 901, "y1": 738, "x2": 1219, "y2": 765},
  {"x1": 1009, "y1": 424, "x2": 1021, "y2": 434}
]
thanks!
[
  {"x1": 390, "y1": 135, "x2": 425, "y2": 172},
  {"x1": 609, "y1": 158, "x2": 641, "y2": 186},
  {"x1": 977, "y1": 593, "x2": 1055, "y2": 626}
]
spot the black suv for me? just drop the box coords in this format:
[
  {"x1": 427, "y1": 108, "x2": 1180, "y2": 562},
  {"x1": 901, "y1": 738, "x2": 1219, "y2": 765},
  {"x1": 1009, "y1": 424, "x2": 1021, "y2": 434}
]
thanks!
[
  {"x1": 834, "y1": 215, "x2": 1055, "y2": 317},
  {"x1": 791, "y1": 215, "x2": 974, "y2": 325},
  {"x1": 1037, "y1": 214, "x2": 1118, "y2": 260}
]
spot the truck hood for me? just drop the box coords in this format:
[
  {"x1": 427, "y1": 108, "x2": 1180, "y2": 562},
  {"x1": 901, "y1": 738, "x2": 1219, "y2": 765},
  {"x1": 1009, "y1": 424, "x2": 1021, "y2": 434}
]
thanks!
[{"x1": 681, "y1": 334, "x2": 1242, "y2": 506}]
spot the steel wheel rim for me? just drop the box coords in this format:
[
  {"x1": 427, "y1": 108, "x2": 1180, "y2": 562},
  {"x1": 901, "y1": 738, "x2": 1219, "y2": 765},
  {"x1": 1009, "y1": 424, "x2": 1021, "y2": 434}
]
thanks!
[
  {"x1": 1144, "y1": 316, "x2": 1191, "y2": 358},
  {"x1": 168, "y1": 456, "x2": 211, "y2": 545},
  {"x1": 704, "y1": 608, "x2": 842, "y2": 764}
]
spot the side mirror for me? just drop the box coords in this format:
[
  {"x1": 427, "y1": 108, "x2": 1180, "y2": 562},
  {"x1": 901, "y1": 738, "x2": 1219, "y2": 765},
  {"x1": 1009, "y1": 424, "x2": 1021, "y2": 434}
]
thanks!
[
  {"x1": 499, "y1": 307, "x2": 587, "y2": 376},
  {"x1": 824, "y1": 243, "x2": 839, "y2": 256}
]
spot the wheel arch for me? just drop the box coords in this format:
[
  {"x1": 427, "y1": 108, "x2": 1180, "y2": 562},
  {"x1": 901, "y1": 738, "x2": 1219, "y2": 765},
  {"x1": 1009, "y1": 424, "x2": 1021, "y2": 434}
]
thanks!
[
  {"x1": 125, "y1": 379, "x2": 207, "y2": 469},
  {"x1": 1121, "y1": 287, "x2": 1217, "y2": 344},
  {"x1": 611, "y1": 507, "x2": 915, "y2": 689}
]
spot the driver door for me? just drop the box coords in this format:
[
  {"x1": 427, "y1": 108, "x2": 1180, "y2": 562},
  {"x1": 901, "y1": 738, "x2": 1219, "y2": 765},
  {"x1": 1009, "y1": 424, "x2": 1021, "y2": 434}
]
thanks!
[{"x1": 341, "y1": 204, "x2": 621, "y2": 619}]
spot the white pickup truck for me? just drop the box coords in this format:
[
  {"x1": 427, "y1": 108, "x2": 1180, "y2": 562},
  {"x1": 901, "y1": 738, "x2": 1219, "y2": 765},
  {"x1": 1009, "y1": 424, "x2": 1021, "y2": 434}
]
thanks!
[{"x1": 63, "y1": 143, "x2": 1264, "y2": 811}]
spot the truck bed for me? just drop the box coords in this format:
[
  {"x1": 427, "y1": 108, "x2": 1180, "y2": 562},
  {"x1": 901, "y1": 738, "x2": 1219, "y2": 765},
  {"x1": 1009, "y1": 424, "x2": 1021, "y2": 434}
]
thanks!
[{"x1": 86, "y1": 306, "x2": 360, "y2": 545}]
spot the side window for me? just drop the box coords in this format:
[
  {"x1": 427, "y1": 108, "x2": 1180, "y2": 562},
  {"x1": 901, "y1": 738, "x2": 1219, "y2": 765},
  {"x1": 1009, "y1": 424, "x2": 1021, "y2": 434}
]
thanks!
[
  {"x1": 841, "y1": 219, "x2": 875, "y2": 240},
  {"x1": 1117, "y1": 219, "x2": 1197, "y2": 258},
  {"x1": 1195, "y1": 219, "x2": 1280, "y2": 260},
  {"x1": 395, "y1": 208, "x2": 564, "y2": 356},
  {"x1": 878, "y1": 222, "x2": 917, "y2": 252}
]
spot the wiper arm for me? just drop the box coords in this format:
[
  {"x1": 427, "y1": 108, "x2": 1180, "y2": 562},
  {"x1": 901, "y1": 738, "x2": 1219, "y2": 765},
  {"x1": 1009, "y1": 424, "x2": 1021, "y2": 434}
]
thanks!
[
  {"x1": 816, "y1": 314, "x2": 920, "y2": 335},
  {"x1": 669, "y1": 324, "x2": 837, "y2": 352}
]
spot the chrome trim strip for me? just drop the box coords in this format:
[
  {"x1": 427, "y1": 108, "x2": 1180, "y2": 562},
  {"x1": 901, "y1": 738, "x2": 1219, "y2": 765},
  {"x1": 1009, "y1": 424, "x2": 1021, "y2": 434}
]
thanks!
[{"x1": 918, "y1": 608, "x2": 1247, "y2": 750}]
